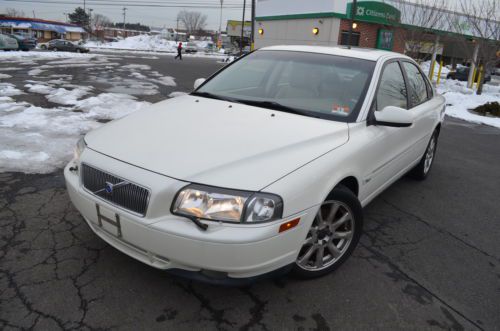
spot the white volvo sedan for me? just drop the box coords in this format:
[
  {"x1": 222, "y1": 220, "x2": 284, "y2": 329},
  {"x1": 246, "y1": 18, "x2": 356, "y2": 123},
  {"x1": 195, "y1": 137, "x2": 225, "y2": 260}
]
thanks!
[{"x1": 65, "y1": 46, "x2": 445, "y2": 285}]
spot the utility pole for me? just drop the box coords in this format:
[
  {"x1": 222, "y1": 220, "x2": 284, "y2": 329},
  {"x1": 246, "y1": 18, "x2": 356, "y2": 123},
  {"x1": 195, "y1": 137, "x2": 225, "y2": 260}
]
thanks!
[
  {"x1": 251, "y1": 0, "x2": 255, "y2": 50},
  {"x1": 88, "y1": 8, "x2": 93, "y2": 33},
  {"x1": 347, "y1": 0, "x2": 357, "y2": 49},
  {"x1": 122, "y1": 7, "x2": 127, "y2": 36},
  {"x1": 218, "y1": 0, "x2": 224, "y2": 49},
  {"x1": 240, "y1": 0, "x2": 246, "y2": 54},
  {"x1": 83, "y1": 0, "x2": 86, "y2": 12}
]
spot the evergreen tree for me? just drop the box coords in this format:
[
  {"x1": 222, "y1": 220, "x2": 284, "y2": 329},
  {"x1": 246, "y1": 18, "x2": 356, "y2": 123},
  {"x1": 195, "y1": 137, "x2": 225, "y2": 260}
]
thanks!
[{"x1": 68, "y1": 7, "x2": 90, "y2": 28}]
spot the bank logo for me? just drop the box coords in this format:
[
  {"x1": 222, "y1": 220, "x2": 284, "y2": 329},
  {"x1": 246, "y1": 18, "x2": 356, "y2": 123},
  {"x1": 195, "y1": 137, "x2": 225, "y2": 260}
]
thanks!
[{"x1": 357, "y1": 6, "x2": 365, "y2": 16}]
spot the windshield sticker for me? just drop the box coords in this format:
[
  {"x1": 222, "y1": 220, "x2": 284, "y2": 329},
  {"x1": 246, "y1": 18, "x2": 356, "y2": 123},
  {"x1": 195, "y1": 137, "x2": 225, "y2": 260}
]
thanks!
[{"x1": 332, "y1": 104, "x2": 350, "y2": 116}]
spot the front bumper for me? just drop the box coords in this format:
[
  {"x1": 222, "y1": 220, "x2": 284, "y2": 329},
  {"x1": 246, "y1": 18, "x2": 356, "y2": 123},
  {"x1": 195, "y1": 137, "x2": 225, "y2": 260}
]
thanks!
[{"x1": 65, "y1": 149, "x2": 314, "y2": 280}]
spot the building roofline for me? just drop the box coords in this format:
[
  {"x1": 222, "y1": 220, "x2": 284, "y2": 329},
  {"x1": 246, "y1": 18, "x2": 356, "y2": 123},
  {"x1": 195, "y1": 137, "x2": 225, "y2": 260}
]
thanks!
[{"x1": 0, "y1": 16, "x2": 81, "y2": 27}]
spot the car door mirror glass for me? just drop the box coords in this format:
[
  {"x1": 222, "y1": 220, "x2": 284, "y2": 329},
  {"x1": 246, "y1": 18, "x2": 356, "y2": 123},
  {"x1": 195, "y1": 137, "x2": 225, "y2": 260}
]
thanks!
[
  {"x1": 194, "y1": 78, "x2": 206, "y2": 90},
  {"x1": 374, "y1": 106, "x2": 413, "y2": 127}
]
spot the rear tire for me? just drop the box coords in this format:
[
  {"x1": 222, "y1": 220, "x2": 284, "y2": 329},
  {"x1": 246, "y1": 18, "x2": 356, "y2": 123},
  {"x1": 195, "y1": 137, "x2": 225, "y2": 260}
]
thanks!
[
  {"x1": 409, "y1": 130, "x2": 439, "y2": 180},
  {"x1": 292, "y1": 187, "x2": 363, "y2": 279}
]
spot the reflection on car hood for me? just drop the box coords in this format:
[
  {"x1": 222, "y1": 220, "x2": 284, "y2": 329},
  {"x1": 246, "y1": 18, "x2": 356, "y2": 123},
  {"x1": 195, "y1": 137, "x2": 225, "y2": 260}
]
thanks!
[{"x1": 85, "y1": 95, "x2": 349, "y2": 191}]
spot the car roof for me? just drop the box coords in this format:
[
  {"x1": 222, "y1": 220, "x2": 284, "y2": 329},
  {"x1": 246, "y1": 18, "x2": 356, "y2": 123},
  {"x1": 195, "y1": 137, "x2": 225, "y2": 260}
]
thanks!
[{"x1": 260, "y1": 45, "x2": 410, "y2": 62}]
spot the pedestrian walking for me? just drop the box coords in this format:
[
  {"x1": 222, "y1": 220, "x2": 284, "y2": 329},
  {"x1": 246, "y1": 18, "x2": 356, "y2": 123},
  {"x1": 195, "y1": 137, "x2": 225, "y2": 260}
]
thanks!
[{"x1": 175, "y1": 42, "x2": 183, "y2": 60}]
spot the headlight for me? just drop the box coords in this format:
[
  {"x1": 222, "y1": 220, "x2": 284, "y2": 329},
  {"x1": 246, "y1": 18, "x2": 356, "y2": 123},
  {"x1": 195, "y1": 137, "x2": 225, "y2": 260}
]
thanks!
[
  {"x1": 73, "y1": 136, "x2": 86, "y2": 160},
  {"x1": 172, "y1": 184, "x2": 283, "y2": 223}
]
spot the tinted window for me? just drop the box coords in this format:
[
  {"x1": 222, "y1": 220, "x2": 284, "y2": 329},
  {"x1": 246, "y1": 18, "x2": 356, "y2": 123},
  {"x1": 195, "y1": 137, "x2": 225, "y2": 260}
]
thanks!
[
  {"x1": 197, "y1": 50, "x2": 375, "y2": 122},
  {"x1": 403, "y1": 62, "x2": 428, "y2": 106},
  {"x1": 376, "y1": 62, "x2": 407, "y2": 110}
]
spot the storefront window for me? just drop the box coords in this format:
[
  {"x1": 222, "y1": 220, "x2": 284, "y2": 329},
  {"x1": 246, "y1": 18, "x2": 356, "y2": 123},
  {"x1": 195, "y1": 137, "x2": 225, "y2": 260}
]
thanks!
[{"x1": 340, "y1": 31, "x2": 360, "y2": 46}]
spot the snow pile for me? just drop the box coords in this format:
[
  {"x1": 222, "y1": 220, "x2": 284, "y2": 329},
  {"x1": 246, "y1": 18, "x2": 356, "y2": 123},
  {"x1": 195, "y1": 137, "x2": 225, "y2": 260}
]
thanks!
[
  {"x1": 0, "y1": 83, "x2": 24, "y2": 96},
  {"x1": 420, "y1": 61, "x2": 451, "y2": 81},
  {"x1": 0, "y1": 73, "x2": 12, "y2": 79},
  {"x1": 85, "y1": 35, "x2": 178, "y2": 52},
  {"x1": 0, "y1": 86, "x2": 151, "y2": 173},
  {"x1": 437, "y1": 79, "x2": 500, "y2": 128},
  {"x1": 0, "y1": 51, "x2": 95, "y2": 60}
]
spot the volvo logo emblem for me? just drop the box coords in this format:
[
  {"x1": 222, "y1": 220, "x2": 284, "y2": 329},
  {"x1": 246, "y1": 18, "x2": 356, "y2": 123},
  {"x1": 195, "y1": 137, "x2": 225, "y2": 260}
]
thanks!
[
  {"x1": 94, "y1": 181, "x2": 130, "y2": 195},
  {"x1": 105, "y1": 182, "x2": 114, "y2": 194}
]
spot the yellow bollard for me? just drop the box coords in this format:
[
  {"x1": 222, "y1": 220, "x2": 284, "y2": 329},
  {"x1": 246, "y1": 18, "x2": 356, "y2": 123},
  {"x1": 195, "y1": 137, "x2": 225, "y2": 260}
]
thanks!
[
  {"x1": 429, "y1": 60, "x2": 436, "y2": 81},
  {"x1": 436, "y1": 60, "x2": 443, "y2": 85},
  {"x1": 472, "y1": 66, "x2": 478, "y2": 88},
  {"x1": 476, "y1": 65, "x2": 483, "y2": 89}
]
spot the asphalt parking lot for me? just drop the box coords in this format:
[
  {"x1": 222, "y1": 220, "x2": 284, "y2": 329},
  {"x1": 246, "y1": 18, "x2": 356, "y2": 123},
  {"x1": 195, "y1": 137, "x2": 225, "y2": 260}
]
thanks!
[{"x1": 1, "y1": 51, "x2": 499, "y2": 330}]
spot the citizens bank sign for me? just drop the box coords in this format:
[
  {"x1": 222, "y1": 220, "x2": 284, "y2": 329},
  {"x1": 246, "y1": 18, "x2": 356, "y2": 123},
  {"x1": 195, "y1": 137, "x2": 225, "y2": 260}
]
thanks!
[{"x1": 347, "y1": 1, "x2": 401, "y2": 25}]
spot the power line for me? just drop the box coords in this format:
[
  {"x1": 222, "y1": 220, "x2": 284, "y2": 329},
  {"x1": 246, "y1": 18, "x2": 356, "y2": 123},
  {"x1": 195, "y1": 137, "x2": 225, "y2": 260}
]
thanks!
[{"x1": 4, "y1": 0, "x2": 250, "y2": 8}]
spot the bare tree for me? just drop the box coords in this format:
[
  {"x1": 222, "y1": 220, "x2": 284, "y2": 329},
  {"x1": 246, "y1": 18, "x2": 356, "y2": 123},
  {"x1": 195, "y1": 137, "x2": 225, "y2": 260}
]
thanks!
[
  {"x1": 177, "y1": 10, "x2": 207, "y2": 34},
  {"x1": 6, "y1": 8, "x2": 26, "y2": 17},
  {"x1": 389, "y1": 0, "x2": 449, "y2": 61},
  {"x1": 92, "y1": 13, "x2": 112, "y2": 30},
  {"x1": 448, "y1": 0, "x2": 500, "y2": 93}
]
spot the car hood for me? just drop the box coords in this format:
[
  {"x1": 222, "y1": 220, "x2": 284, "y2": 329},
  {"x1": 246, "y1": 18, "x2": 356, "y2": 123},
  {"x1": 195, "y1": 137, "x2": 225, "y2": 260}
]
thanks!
[{"x1": 85, "y1": 95, "x2": 349, "y2": 191}]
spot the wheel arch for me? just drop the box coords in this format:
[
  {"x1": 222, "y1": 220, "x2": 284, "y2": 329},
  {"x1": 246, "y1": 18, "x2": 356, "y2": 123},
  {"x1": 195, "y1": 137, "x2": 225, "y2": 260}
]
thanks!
[{"x1": 329, "y1": 176, "x2": 360, "y2": 198}]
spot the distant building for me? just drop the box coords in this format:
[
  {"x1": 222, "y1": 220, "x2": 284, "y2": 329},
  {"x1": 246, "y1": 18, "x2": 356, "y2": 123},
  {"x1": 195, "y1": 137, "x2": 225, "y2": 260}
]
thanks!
[
  {"x1": 0, "y1": 17, "x2": 86, "y2": 41},
  {"x1": 93, "y1": 27, "x2": 145, "y2": 41}
]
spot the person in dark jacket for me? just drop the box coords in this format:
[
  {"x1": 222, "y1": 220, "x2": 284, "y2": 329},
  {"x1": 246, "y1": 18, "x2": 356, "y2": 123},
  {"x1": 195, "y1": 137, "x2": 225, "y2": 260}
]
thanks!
[{"x1": 175, "y1": 42, "x2": 183, "y2": 60}]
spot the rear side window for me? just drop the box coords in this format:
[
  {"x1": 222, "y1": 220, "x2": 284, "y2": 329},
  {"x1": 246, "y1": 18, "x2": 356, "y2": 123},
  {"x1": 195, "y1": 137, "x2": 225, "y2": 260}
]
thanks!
[
  {"x1": 376, "y1": 62, "x2": 407, "y2": 111},
  {"x1": 403, "y1": 62, "x2": 429, "y2": 107}
]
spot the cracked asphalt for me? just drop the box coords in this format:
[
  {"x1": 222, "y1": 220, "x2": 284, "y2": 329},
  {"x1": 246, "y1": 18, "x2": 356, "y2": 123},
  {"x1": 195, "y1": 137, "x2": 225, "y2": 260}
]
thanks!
[{"x1": 1, "y1": 52, "x2": 500, "y2": 330}]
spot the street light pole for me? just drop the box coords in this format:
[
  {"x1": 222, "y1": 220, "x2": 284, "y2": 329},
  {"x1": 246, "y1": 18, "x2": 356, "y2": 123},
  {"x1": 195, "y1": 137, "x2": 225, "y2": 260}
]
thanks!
[
  {"x1": 251, "y1": 0, "x2": 255, "y2": 50},
  {"x1": 240, "y1": 0, "x2": 246, "y2": 54},
  {"x1": 218, "y1": 0, "x2": 223, "y2": 49}
]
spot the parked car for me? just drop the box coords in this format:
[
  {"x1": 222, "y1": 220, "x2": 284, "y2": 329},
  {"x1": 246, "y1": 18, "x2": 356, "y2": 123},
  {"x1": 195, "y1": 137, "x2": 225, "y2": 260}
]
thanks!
[
  {"x1": 447, "y1": 66, "x2": 491, "y2": 83},
  {"x1": 65, "y1": 46, "x2": 444, "y2": 285},
  {"x1": 7, "y1": 34, "x2": 36, "y2": 51},
  {"x1": 48, "y1": 40, "x2": 89, "y2": 53},
  {"x1": 38, "y1": 39, "x2": 64, "y2": 50},
  {"x1": 183, "y1": 42, "x2": 198, "y2": 54},
  {"x1": 0, "y1": 34, "x2": 19, "y2": 51}
]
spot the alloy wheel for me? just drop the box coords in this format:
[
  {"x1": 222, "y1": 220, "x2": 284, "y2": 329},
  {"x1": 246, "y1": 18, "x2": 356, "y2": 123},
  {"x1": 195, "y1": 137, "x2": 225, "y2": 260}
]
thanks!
[
  {"x1": 424, "y1": 135, "x2": 436, "y2": 174},
  {"x1": 296, "y1": 201, "x2": 355, "y2": 271}
]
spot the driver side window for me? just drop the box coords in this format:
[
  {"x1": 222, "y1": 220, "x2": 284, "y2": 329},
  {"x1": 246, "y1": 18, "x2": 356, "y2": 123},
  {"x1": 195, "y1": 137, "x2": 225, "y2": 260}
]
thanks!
[{"x1": 376, "y1": 62, "x2": 407, "y2": 111}]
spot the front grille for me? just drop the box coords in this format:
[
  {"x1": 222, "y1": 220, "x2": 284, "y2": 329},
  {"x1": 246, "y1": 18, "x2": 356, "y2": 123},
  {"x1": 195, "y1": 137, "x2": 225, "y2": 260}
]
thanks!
[{"x1": 81, "y1": 163, "x2": 150, "y2": 216}]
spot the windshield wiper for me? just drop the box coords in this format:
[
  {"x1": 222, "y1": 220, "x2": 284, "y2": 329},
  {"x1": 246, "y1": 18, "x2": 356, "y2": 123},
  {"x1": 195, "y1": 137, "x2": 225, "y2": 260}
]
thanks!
[
  {"x1": 190, "y1": 91, "x2": 239, "y2": 103},
  {"x1": 235, "y1": 99, "x2": 319, "y2": 118}
]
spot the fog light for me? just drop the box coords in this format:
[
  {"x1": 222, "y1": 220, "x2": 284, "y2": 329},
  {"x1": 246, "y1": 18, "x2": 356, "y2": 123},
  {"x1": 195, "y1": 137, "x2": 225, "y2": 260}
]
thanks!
[{"x1": 279, "y1": 218, "x2": 300, "y2": 233}]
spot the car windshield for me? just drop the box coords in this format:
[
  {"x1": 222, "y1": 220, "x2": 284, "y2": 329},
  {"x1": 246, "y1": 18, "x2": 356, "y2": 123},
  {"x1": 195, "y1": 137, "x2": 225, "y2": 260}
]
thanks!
[{"x1": 195, "y1": 50, "x2": 375, "y2": 121}]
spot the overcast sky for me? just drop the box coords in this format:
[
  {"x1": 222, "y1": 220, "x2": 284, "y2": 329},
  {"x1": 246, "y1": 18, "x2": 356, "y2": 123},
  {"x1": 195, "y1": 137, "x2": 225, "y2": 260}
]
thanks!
[
  {"x1": 0, "y1": 0, "x2": 494, "y2": 30},
  {"x1": 0, "y1": 0, "x2": 252, "y2": 30}
]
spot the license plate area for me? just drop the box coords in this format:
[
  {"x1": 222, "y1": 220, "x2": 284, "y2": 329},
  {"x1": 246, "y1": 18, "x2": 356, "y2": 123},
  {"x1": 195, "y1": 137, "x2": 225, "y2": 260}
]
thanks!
[{"x1": 95, "y1": 204, "x2": 122, "y2": 238}]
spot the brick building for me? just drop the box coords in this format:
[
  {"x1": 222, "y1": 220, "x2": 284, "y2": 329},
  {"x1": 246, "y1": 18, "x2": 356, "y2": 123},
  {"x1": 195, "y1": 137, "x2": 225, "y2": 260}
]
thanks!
[
  {"x1": 254, "y1": 0, "x2": 498, "y2": 63},
  {"x1": 255, "y1": 1, "x2": 407, "y2": 52}
]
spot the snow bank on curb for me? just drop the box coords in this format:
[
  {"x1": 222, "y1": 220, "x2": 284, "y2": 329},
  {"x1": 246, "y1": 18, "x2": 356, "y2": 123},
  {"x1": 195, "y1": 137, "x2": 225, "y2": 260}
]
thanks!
[
  {"x1": 437, "y1": 79, "x2": 500, "y2": 128},
  {"x1": 420, "y1": 61, "x2": 451, "y2": 81},
  {"x1": 0, "y1": 51, "x2": 96, "y2": 59}
]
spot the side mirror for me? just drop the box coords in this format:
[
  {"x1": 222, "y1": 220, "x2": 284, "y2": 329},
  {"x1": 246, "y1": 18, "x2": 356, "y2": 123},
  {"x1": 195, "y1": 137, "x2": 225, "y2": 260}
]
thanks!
[
  {"x1": 373, "y1": 106, "x2": 413, "y2": 127},
  {"x1": 193, "y1": 78, "x2": 206, "y2": 90}
]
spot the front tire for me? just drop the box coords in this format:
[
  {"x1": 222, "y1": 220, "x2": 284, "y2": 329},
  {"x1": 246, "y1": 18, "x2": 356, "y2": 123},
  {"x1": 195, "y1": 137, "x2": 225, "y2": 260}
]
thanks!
[
  {"x1": 409, "y1": 130, "x2": 438, "y2": 180},
  {"x1": 292, "y1": 187, "x2": 363, "y2": 279}
]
